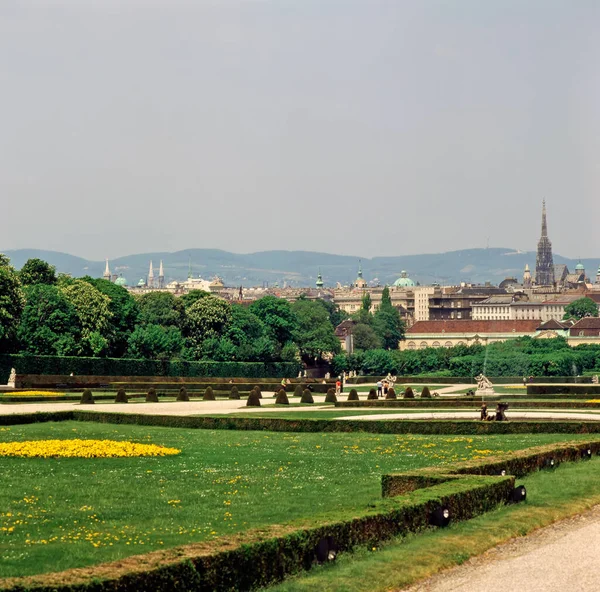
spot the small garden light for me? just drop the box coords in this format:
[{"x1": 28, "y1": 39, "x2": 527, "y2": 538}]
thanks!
[
  {"x1": 582, "y1": 449, "x2": 592, "y2": 460},
  {"x1": 544, "y1": 458, "x2": 557, "y2": 469},
  {"x1": 315, "y1": 536, "x2": 338, "y2": 564},
  {"x1": 429, "y1": 506, "x2": 451, "y2": 528},
  {"x1": 510, "y1": 485, "x2": 527, "y2": 503}
]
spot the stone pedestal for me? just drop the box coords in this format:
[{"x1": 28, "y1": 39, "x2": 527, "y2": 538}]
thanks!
[{"x1": 476, "y1": 387, "x2": 495, "y2": 397}]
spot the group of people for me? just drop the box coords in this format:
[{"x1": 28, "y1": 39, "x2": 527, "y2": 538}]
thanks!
[{"x1": 376, "y1": 379, "x2": 392, "y2": 398}]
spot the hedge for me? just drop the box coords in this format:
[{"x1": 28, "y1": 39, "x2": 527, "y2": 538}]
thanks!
[
  {"x1": 0, "y1": 411, "x2": 595, "y2": 436},
  {"x1": 0, "y1": 354, "x2": 301, "y2": 379},
  {"x1": 527, "y1": 385, "x2": 600, "y2": 396},
  {"x1": 336, "y1": 400, "x2": 600, "y2": 410}
]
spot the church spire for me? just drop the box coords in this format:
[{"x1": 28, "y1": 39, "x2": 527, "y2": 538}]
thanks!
[
  {"x1": 103, "y1": 259, "x2": 111, "y2": 280},
  {"x1": 158, "y1": 260, "x2": 165, "y2": 289},
  {"x1": 148, "y1": 261, "x2": 154, "y2": 288},
  {"x1": 358, "y1": 260, "x2": 363, "y2": 279},
  {"x1": 541, "y1": 199, "x2": 548, "y2": 238},
  {"x1": 535, "y1": 201, "x2": 555, "y2": 286}
]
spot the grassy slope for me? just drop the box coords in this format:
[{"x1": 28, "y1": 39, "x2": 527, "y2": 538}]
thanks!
[
  {"x1": 265, "y1": 457, "x2": 600, "y2": 592},
  {"x1": 0, "y1": 422, "x2": 590, "y2": 578}
]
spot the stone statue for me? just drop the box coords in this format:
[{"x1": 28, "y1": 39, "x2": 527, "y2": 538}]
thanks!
[
  {"x1": 385, "y1": 373, "x2": 397, "y2": 384},
  {"x1": 593, "y1": 375, "x2": 599, "y2": 385},
  {"x1": 475, "y1": 374, "x2": 493, "y2": 391},
  {"x1": 7, "y1": 368, "x2": 16, "y2": 388},
  {"x1": 325, "y1": 372, "x2": 331, "y2": 380}
]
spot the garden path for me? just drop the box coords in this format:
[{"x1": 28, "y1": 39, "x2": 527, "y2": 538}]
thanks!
[{"x1": 404, "y1": 504, "x2": 600, "y2": 592}]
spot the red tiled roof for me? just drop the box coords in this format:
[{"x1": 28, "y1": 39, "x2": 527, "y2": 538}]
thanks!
[
  {"x1": 570, "y1": 317, "x2": 600, "y2": 329},
  {"x1": 407, "y1": 320, "x2": 539, "y2": 334}
]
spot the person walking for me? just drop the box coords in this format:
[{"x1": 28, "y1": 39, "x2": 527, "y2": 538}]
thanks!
[
  {"x1": 376, "y1": 380, "x2": 383, "y2": 398},
  {"x1": 335, "y1": 379, "x2": 341, "y2": 395},
  {"x1": 383, "y1": 380, "x2": 389, "y2": 397}
]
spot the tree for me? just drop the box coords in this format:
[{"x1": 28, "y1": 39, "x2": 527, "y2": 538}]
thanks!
[
  {"x1": 17, "y1": 284, "x2": 81, "y2": 355},
  {"x1": 312, "y1": 298, "x2": 348, "y2": 328},
  {"x1": 0, "y1": 256, "x2": 25, "y2": 353},
  {"x1": 372, "y1": 307, "x2": 405, "y2": 350},
  {"x1": 352, "y1": 323, "x2": 381, "y2": 351},
  {"x1": 19, "y1": 258, "x2": 57, "y2": 286},
  {"x1": 60, "y1": 280, "x2": 112, "y2": 356},
  {"x1": 563, "y1": 297, "x2": 599, "y2": 321},
  {"x1": 185, "y1": 296, "x2": 232, "y2": 357},
  {"x1": 127, "y1": 324, "x2": 184, "y2": 359},
  {"x1": 291, "y1": 299, "x2": 340, "y2": 363},
  {"x1": 83, "y1": 278, "x2": 140, "y2": 357},
  {"x1": 180, "y1": 289, "x2": 211, "y2": 309},
  {"x1": 380, "y1": 286, "x2": 392, "y2": 309},
  {"x1": 137, "y1": 292, "x2": 184, "y2": 328},
  {"x1": 361, "y1": 292, "x2": 372, "y2": 312},
  {"x1": 249, "y1": 296, "x2": 298, "y2": 346}
]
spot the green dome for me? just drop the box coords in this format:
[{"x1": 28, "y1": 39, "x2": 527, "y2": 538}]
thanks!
[
  {"x1": 137, "y1": 278, "x2": 145, "y2": 287},
  {"x1": 115, "y1": 277, "x2": 128, "y2": 287},
  {"x1": 393, "y1": 271, "x2": 415, "y2": 288},
  {"x1": 576, "y1": 262, "x2": 584, "y2": 271}
]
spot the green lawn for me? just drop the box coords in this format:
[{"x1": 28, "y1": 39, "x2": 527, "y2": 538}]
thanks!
[
  {"x1": 0, "y1": 422, "x2": 594, "y2": 579},
  {"x1": 265, "y1": 456, "x2": 600, "y2": 592}
]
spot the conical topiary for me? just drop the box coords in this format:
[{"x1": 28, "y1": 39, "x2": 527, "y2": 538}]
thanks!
[
  {"x1": 229, "y1": 385, "x2": 240, "y2": 400},
  {"x1": 324, "y1": 388, "x2": 337, "y2": 403},
  {"x1": 404, "y1": 386, "x2": 415, "y2": 399},
  {"x1": 367, "y1": 388, "x2": 378, "y2": 400},
  {"x1": 203, "y1": 386, "x2": 215, "y2": 401},
  {"x1": 114, "y1": 388, "x2": 128, "y2": 403},
  {"x1": 80, "y1": 389, "x2": 94, "y2": 404},
  {"x1": 294, "y1": 384, "x2": 303, "y2": 397},
  {"x1": 253, "y1": 385, "x2": 263, "y2": 399},
  {"x1": 177, "y1": 386, "x2": 189, "y2": 402},
  {"x1": 347, "y1": 388, "x2": 359, "y2": 401},
  {"x1": 246, "y1": 389, "x2": 261, "y2": 407},
  {"x1": 421, "y1": 386, "x2": 432, "y2": 398},
  {"x1": 275, "y1": 389, "x2": 290, "y2": 405},
  {"x1": 300, "y1": 388, "x2": 314, "y2": 404},
  {"x1": 146, "y1": 387, "x2": 159, "y2": 402},
  {"x1": 385, "y1": 387, "x2": 396, "y2": 400}
]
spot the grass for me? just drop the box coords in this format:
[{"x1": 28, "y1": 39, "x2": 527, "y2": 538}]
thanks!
[
  {"x1": 264, "y1": 456, "x2": 600, "y2": 592},
  {"x1": 0, "y1": 422, "x2": 592, "y2": 579}
]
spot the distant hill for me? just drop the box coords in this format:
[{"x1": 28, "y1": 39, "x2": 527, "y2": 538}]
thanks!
[{"x1": 2, "y1": 247, "x2": 598, "y2": 288}]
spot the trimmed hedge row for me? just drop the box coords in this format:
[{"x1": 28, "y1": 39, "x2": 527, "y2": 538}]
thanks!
[
  {"x1": 382, "y1": 439, "x2": 600, "y2": 497},
  {"x1": 0, "y1": 354, "x2": 301, "y2": 379},
  {"x1": 527, "y1": 385, "x2": 600, "y2": 396},
  {"x1": 344, "y1": 376, "x2": 594, "y2": 385},
  {"x1": 0, "y1": 411, "x2": 593, "y2": 435},
  {"x1": 336, "y1": 400, "x2": 600, "y2": 410}
]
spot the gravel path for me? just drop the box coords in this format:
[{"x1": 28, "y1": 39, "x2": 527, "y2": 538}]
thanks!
[{"x1": 404, "y1": 505, "x2": 600, "y2": 592}]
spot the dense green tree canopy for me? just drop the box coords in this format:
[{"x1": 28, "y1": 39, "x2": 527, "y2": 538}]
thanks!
[
  {"x1": 127, "y1": 324, "x2": 185, "y2": 360},
  {"x1": 249, "y1": 296, "x2": 297, "y2": 346},
  {"x1": 137, "y1": 292, "x2": 184, "y2": 328},
  {"x1": 185, "y1": 296, "x2": 232, "y2": 357},
  {"x1": 352, "y1": 323, "x2": 381, "y2": 351},
  {"x1": 291, "y1": 299, "x2": 340, "y2": 362},
  {"x1": 84, "y1": 278, "x2": 140, "y2": 357},
  {"x1": 17, "y1": 285, "x2": 81, "y2": 355},
  {"x1": 179, "y1": 289, "x2": 211, "y2": 309},
  {"x1": 19, "y1": 258, "x2": 57, "y2": 286},
  {"x1": 60, "y1": 280, "x2": 112, "y2": 356},
  {"x1": 0, "y1": 256, "x2": 25, "y2": 353},
  {"x1": 563, "y1": 297, "x2": 599, "y2": 320},
  {"x1": 372, "y1": 307, "x2": 405, "y2": 350}
]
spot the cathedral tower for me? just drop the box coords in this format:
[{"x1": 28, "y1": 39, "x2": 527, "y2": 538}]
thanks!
[
  {"x1": 158, "y1": 260, "x2": 165, "y2": 289},
  {"x1": 535, "y1": 201, "x2": 555, "y2": 286},
  {"x1": 103, "y1": 259, "x2": 111, "y2": 281},
  {"x1": 148, "y1": 261, "x2": 155, "y2": 288}
]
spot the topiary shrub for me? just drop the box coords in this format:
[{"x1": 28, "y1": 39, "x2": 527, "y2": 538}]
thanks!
[
  {"x1": 300, "y1": 389, "x2": 314, "y2": 404},
  {"x1": 114, "y1": 388, "x2": 128, "y2": 403},
  {"x1": 253, "y1": 385, "x2": 263, "y2": 399},
  {"x1": 404, "y1": 386, "x2": 415, "y2": 399},
  {"x1": 421, "y1": 386, "x2": 432, "y2": 398},
  {"x1": 324, "y1": 388, "x2": 337, "y2": 403},
  {"x1": 293, "y1": 384, "x2": 303, "y2": 398},
  {"x1": 347, "y1": 388, "x2": 359, "y2": 401},
  {"x1": 229, "y1": 385, "x2": 240, "y2": 400},
  {"x1": 246, "y1": 389, "x2": 261, "y2": 407},
  {"x1": 275, "y1": 389, "x2": 290, "y2": 405},
  {"x1": 79, "y1": 389, "x2": 94, "y2": 404},
  {"x1": 146, "y1": 387, "x2": 159, "y2": 403},
  {"x1": 203, "y1": 386, "x2": 216, "y2": 401},
  {"x1": 367, "y1": 388, "x2": 378, "y2": 400},
  {"x1": 177, "y1": 386, "x2": 189, "y2": 402},
  {"x1": 386, "y1": 387, "x2": 396, "y2": 400}
]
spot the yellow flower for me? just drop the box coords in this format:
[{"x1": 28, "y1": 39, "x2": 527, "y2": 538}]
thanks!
[{"x1": 0, "y1": 439, "x2": 180, "y2": 458}]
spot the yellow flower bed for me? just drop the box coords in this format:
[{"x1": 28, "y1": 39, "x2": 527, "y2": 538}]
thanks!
[
  {"x1": 587, "y1": 400, "x2": 600, "y2": 404},
  {"x1": 0, "y1": 439, "x2": 181, "y2": 458},
  {"x1": 4, "y1": 391, "x2": 65, "y2": 397}
]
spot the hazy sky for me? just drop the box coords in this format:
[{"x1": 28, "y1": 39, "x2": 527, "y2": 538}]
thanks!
[{"x1": 1, "y1": 0, "x2": 598, "y2": 261}]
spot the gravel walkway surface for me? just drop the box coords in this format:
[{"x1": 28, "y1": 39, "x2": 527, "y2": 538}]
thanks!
[{"x1": 404, "y1": 505, "x2": 600, "y2": 592}]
